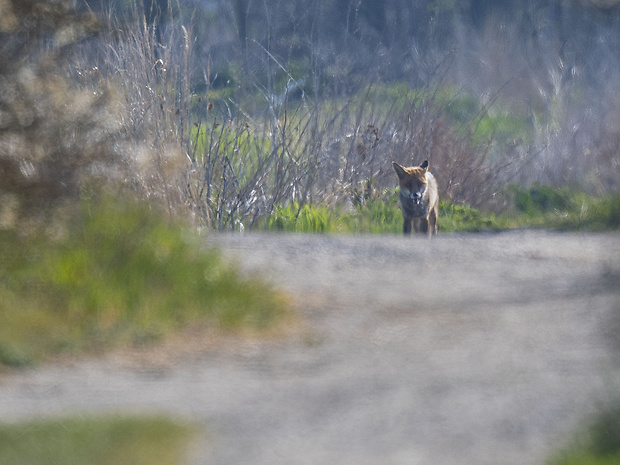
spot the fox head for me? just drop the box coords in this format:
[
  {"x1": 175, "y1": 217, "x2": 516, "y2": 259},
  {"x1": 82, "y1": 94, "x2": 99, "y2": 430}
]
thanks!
[{"x1": 392, "y1": 160, "x2": 430, "y2": 205}]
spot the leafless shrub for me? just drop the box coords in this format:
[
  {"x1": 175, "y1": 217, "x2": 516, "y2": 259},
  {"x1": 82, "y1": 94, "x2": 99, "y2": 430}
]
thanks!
[
  {"x1": 314, "y1": 85, "x2": 516, "y2": 211},
  {"x1": 180, "y1": 78, "x2": 520, "y2": 230},
  {"x1": 92, "y1": 1, "x2": 193, "y2": 215}
]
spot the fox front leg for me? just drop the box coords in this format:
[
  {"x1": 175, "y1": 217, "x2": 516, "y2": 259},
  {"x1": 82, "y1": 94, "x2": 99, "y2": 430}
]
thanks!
[{"x1": 403, "y1": 217, "x2": 413, "y2": 235}]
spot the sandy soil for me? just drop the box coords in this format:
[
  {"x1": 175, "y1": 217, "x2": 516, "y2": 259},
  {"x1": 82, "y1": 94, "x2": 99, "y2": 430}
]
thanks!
[{"x1": 1, "y1": 231, "x2": 619, "y2": 465}]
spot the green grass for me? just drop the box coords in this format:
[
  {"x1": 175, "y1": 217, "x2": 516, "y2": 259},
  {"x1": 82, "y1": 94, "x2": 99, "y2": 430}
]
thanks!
[
  {"x1": 263, "y1": 196, "x2": 404, "y2": 234},
  {"x1": 437, "y1": 201, "x2": 509, "y2": 232},
  {"x1": 0, "y1": 193, "x2": 289, "y2": 368},
  {"x1": 547, "y1": 403, "x2": 620, "y2": 465},
  {"x1": 261, "y1": 195, "x2": 507, "y2": 234},
  {"x1": 0, "y1": 415, "x2": 198, "y2": 465},
  {"x1": 266, "y1": 202, "x2": 338, "y2": 233},
  {"x1": 506, "y1": 184, "x2": 620, "y2": 231},
  {"x1": 260, "y1": 186, "x2": 620, "y2": 235}
]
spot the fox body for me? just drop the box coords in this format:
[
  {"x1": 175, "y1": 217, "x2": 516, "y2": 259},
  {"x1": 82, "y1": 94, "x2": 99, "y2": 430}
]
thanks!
[{"x1": 392, "y1": 160, "x2": 438, "y2": 237}]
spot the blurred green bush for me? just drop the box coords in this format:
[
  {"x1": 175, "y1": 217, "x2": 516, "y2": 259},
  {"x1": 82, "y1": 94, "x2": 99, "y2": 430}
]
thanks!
[
  {"x1": 547, "y1": 402, "x2": 620, "y2": 465},
  {"x1": 0, "y1": 193, "x2": 289, "y2": 367},
  {"x1": 0, "y1": 414, "x2": 198, "y2": 465}
]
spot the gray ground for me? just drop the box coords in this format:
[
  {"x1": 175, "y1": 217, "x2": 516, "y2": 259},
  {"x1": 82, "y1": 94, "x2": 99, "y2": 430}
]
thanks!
[{"x1": 1, "y1": 231, "x2": 620, "y2": 465}]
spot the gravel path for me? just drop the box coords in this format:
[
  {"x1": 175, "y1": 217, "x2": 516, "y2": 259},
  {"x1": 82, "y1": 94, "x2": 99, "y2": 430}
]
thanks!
[{"x1": 1, "y1": 231, "x2": 619, "y2": 465}]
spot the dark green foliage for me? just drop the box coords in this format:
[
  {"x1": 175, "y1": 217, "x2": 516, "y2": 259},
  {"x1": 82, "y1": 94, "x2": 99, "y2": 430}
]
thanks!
[
  {"x1": 547, "y1": 403, "x2": 620, "y2": 465},
  {"x1": 445, "y1": 95, "x2": 480, "y2": 124},
  {"x1": 511, "y1": 184, "x2": 572, "y2": 216},
  {"x1": 505, "y1": 185, "x2": 620, "y2": 231},
  {"x1": 589, "y1": 405, "x2": 620, "y2": 457},
  {"x1": 578, "y1": 195, "x2": 620, "y2": 230}
]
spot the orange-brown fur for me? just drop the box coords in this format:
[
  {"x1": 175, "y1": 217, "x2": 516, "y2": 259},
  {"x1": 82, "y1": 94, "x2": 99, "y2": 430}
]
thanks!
[{"x1": 392, "y1": 160, "x2": 439, "y2": 237}]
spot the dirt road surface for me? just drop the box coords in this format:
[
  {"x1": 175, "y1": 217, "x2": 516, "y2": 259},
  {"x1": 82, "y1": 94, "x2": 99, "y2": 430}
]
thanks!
[{"x1": 1, "y1": 231, "x2": 620, "y2": 465}]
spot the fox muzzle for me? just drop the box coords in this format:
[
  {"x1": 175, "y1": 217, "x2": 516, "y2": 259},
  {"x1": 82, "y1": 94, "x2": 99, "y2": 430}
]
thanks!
[{"x1": 409, "y1": 189, "x2": 425, "y2": 205}]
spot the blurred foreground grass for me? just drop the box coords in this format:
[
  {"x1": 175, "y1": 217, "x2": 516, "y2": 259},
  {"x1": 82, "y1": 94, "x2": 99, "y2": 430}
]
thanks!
[
  {"x1": 1, "y1": 402, "x2": 618, "y2": 465},
  {"x1": 0, "y1": 193, "x2": 289, "y2": 368},
  {"x1": 0, "y1": 414, "x2": 198, "y2": 465},
  {"x1": 547, "y1": 402, "x2": 620, "y2": 465}
]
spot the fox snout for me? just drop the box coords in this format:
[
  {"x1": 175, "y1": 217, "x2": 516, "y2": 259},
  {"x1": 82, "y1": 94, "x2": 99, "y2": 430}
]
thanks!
[
  {"x1": 408, "y1": 189, "x2": 425, "y2": 204},
  {"x1": 410, "y1": 192, "x2": 421, "y2": 204}
]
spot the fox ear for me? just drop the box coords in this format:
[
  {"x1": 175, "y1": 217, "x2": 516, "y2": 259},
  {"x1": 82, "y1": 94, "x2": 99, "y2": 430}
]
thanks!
[
  {"x1": 392, "y1": 162, "x2": 407, "y2": 179},
  {"x1": 420, "y1": 160, "x2": 429, "y2": 170}
]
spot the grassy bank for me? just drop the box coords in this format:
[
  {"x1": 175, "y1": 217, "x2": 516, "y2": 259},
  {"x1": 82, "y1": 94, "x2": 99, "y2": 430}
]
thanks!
[
  {"x1": 260, "y1": 186, "x2": 620, "y2": 234},
  {"x1": 1, "y1": 402, "x2": 618, "y2": 465},
  {"x1": 0, "y1": 415, "x2": 198, "y2": 465},
  {"x1": 263, "y1": 199, "x2": 506, "y2": 233},
  {"x1": 0, "y1": 194, "x2": 289, "y2": 368}
]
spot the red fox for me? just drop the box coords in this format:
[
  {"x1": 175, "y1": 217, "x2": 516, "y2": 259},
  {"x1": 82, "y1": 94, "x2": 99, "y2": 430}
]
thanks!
[{"x1": 392, "y1": 160, "x2": 438, "y2": 237}]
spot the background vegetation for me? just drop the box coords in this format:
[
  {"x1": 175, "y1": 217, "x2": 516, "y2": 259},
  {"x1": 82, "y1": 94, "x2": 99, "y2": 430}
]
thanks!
[
  {"x1": 36, "y1": 0, "x2": 619, "y2": 232},
  {"x1": 3, "y1": 0, "x2": 619, "y2": 233}
]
